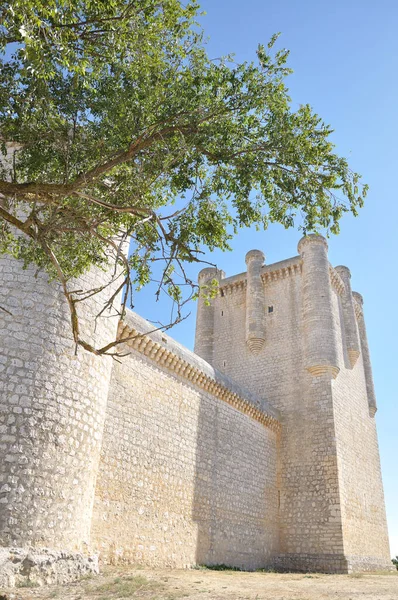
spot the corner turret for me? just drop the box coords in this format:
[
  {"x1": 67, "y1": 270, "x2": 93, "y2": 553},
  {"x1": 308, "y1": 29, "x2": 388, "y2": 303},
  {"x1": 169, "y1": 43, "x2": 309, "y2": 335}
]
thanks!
[
  {"x1": 245, "y1": 250, "x2": 266, "y2": 354},
  {"x1": 353, "y1": 291, "x2": 377, "y2": 417},
  {"x1": 0, "y1": 254, "x2": 121, "y2": 551},
  {"x1": 194, "y1": 267, "x2": 225, "y2": 365},
  {"x1": 335, "y1": 266, "x2": 361, "y2": 368},
  {"x1": 298, "y1": 234, "x2": 339, "y2": 378}
]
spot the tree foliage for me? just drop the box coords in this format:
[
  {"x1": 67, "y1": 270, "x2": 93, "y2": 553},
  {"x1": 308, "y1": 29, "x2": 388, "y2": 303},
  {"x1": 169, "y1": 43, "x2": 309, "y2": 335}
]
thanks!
[{"x1": 0, "y1": 0, "x2": 368, "y2": 354}]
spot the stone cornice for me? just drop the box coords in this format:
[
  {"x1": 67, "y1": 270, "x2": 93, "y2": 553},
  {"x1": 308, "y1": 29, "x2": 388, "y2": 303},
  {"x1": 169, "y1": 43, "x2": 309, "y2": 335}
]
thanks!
[
  {"x1": 353, "y1": 298, "x2": 363, "y2": 320},
  {"x1": 219, "y1": 278, "x2": 247, "y2": 296},
  {"x1": 218, "y1": 255, "x2": 302, "y2": 295},
  {"x1": 329, "y1": 266, "x2": 363, "y2": 316},
  {"x1": 118, "y1": 311, "x2": 281, "y2": 433},
  {"x1": 261, "y1": 258, "x2": 301, "y2": 284},
  {"x1": 213, "y1": 257, "x2": 355, "y2": 308}
]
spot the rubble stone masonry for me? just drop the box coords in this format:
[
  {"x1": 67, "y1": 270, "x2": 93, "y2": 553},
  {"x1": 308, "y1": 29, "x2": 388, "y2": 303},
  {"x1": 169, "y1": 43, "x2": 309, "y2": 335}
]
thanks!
[{"x1": 0, "y1": 254, "x2": 120, "y2": 550}]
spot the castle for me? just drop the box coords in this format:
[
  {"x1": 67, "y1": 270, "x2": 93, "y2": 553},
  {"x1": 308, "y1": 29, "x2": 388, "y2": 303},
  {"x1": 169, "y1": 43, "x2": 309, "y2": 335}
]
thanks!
[{"x1": 0, "y1": 234, "x2": 392, "y2": 579}]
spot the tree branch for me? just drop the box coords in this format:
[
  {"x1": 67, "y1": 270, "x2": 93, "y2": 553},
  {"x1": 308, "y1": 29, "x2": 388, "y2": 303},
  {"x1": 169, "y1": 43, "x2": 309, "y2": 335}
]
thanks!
[
  {"x1": 0, "y1": 204, "x2": 36, "y2": 238},
  {"x1": 0, "y1": 124, "x2": 199, "y2": 200}
]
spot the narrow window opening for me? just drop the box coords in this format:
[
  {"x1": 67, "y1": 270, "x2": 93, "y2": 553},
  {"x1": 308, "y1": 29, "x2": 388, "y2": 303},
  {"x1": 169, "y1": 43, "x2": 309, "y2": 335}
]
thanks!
[
  {"x1": 268, "y1": 305, "x2": 274, "y2": 313},
  {"x1": 223, "y1": 360, "x2": 226, "y2": 367},
  {"x1": 221, "y1": 310, "x2": 224, "y2": 316}
]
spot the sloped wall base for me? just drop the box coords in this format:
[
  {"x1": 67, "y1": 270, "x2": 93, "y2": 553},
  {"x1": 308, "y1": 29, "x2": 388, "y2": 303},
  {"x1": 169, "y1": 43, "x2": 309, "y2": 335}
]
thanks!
[{"x1": 0, "y1": 547, "x2": 99, "y2": 588}]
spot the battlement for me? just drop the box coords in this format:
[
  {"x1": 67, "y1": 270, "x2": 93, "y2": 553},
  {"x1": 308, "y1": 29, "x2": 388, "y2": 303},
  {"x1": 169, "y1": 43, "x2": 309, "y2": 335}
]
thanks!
[
  {"x1": 196, "y1": 238, "x2": 368, "y2": 384},
  {"x1": 210, "y1": 257, "x2": 357, "y2": 300}
]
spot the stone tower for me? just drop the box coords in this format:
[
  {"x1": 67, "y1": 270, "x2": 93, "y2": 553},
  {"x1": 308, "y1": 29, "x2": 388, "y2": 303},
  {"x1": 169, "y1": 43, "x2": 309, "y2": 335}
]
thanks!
[
  {"x1": 0, "y1": 253, "x2": 121, "y2": 552},
  {"x1": 0, "y1": 141, "x2": 122, "y2": 555},
  {"x1": 194, "y1": 234, "x2": 391, "y2": 572}
]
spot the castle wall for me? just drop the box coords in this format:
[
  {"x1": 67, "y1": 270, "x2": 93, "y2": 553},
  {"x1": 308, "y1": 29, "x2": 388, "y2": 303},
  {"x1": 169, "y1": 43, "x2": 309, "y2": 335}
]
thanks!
[
  {"x1": 330, "y1": 288, "x2": 391, "y2": 570},
  {"x1": 208, "y1": 256, "x2": 347, "y2": 571},
  {"x1": 0, "y1": 255, "x2": 120, "y2": 550},
  {"x1": 90, "y1": 312, "x2": 280, "y2": 570},
  {"x1": 0, "y1": 235, "x2": 392, "y2": 577}
]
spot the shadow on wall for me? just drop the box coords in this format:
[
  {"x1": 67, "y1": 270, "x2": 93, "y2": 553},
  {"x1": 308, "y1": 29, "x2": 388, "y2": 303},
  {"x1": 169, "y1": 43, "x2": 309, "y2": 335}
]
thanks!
[
  {"x1": 192, "y1": 391, "x2": 279, "y2": 570},
  {"x1": 192, "y1": 400, "x2": 220, "y2": 566}
]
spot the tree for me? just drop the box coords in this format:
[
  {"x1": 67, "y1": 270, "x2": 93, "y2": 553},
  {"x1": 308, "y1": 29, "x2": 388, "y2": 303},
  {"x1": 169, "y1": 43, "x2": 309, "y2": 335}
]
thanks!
[
  {"x1": 0, "y1": 0, "x2": 367, "y2": 355},
  {"x1": 393, "y1": 556, "x2": 398, "y2": 570}
]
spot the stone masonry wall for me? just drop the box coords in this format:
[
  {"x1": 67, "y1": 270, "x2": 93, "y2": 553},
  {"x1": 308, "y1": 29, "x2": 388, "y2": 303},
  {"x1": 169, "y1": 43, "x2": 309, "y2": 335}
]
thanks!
[
  {"x1": 0, "y1": 254, "x2": 120, "y2": 550},
  {"x1": 208, "y1": 256, "x2": 346, "y2": 571},
  {"x1": 330, "y1": 287, "x2": 391, "y2": 570},
  {"x1": 198, "y1": 241, "x2": 391, "y2": 572},
  {"x1": 90, "y1": 311, "x2": 280, "y2": 570},
  {"x1": 0, "y1": 236, "x2": 391, "y2": 576}
]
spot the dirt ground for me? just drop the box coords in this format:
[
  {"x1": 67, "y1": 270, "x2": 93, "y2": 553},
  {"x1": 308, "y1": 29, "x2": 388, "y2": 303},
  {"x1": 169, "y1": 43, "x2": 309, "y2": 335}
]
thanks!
[{"x1": 2, "y1": 565, "x2": 398, "y2": 600}]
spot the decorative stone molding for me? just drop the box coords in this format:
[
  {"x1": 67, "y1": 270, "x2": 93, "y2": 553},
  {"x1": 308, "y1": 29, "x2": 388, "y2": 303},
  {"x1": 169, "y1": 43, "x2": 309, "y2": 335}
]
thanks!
[
  {"x1": 219, "y1": 256, "x2": 302, "y2": 297},
  {"x1": 329, "y1": 266, "x2": 346, "y2": 296},
  {"x1": 119, "y1": 311, "x2": 281, "y2": 433},
  {"x1": 245, "y1": 338, "x2": 265, "y2": 354},
  {"x1": 261, "y1": 258, "x2": 302, "y2": 284},
  {"x1": 353, "y1": 293, "x2": 364, "y2": 320},
  {"x1": 219, "y1": 278, "x2": 246, "y2": 296},
  {"x1": 306, "y1": 364, "x2": 340, "y2": 378}
]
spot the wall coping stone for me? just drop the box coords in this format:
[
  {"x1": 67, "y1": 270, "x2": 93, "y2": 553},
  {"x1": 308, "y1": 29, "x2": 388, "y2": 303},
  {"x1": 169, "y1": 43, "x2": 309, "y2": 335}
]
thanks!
[{"x1": 118, "y1": 310, "x2": 281, "y2": 432}]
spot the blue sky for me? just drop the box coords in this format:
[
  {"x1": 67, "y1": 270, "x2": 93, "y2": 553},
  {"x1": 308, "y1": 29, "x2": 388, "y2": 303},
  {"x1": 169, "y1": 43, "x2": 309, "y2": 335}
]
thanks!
[{"x1": 133, "y1": 0, "x2": 398, "y2": 557}]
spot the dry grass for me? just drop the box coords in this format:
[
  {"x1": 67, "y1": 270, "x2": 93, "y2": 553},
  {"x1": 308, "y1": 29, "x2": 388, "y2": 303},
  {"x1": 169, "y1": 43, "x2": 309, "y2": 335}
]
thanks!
[
  {"x1": 83, "y1": 574, "x2": 163, "y2": 598},
  {"x1": 3, "y1": 565, "x2": 397, "y2": 600}
]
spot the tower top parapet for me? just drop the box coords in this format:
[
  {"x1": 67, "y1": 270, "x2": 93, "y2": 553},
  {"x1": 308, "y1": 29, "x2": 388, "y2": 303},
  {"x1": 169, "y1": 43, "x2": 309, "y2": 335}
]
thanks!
[
  {"x1": 353, "y1": 291, "x2": 364, "y2": 305},
  {"x1": 297, "y1": 234, "x2": 328, "y2": 254},
  {"x1": 245, "y1": 249, "x2": 265, "y2": 265},
  {"x1": 335, "y1": 265, "x2": 352, "y2": 280},
  {"x1": 197, "y1": 267, "x2": 225, "y2": 283}
]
